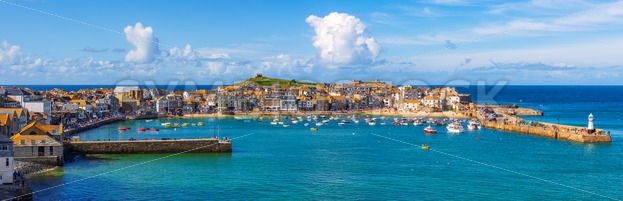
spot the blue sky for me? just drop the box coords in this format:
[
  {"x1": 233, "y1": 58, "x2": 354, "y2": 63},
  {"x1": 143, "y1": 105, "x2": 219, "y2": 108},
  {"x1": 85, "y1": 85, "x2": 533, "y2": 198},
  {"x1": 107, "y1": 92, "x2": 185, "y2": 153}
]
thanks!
[{"x1": 1, "y1": 0, "x2": 622, "y2": 85}]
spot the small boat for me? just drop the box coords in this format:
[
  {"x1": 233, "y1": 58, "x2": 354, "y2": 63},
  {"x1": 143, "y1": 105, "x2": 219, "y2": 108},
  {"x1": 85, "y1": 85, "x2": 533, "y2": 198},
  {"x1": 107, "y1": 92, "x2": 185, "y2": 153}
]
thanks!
[
  {"x1": 150, "y1": 128, "x2": 159, "y2": 131},
  {"x1": 446, "y1": 122, "x2": 465, "y2": 133},
  {"x1": 162, "y1": 123, "x2": 180, "y2": 128},
  {"x1": 304, "y1": 123, "x2": 309, "y2": 127},
  {"x1": 424, "y1": 125, "x2": 437, "y2": 134},
  {"x1": 421, "y1": 144, "x2": 430, "y2": 150},
  {"x1": 338, "y1": 122, "x2": 345, "y2": 126},
  {"x1": 270, "y1": 121, "x2": 278, "y2": 125},
  {"x1": 145, "y1": 120, "x2": 154, "y2": 122},
  {"x1": 197, "y1": 122, "x2": 204, "y2": 126},
  {"x1": 368, "y1": 120, "x2": 376, "y2": 126},
  {"x1": 413, "y1": 121, "x2": 423, "y2": 126},
  {"x1": 191, "y1": 123, "x2": 197, "y2": 126},
  {"x1": 316, "y1": 122, "x2": 324, "y2": 126},
  {"x1": 283, "y1": 125, "x2": 290, "y2": 128},
  {"x1": 137, "y1": 128, "x2": 149, "y2": 132},
  {"x1": 278, "y1": 122, "x2": 284, "y2": 125},
  {"x1": 182, "y1": 123, "x2": 189, "y2": 127},
  {"x1": 468, "y1": 120, "x2": 482, "y2": 130},
  {"x1": 291, "y1": 119, "x2": 299, "y2": 124},
  {"x1": 118, "y1": 127, "x2": 131, "y2": 131},
  {"x1": 161, "y1": 123, "x2": 171, "y2": 126},
  {"x1": 380, "y1": 122, "x2": 387, "y2": 125},
  {"x1": 310, "y1": 127, "x2": 318, "y2": 131}
]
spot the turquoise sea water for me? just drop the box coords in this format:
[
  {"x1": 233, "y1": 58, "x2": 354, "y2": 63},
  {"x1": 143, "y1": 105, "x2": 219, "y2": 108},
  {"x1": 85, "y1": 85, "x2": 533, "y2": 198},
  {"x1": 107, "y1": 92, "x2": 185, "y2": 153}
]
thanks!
[{"x1": 25, "y1": 86, "x2": 623, "y2": 200}]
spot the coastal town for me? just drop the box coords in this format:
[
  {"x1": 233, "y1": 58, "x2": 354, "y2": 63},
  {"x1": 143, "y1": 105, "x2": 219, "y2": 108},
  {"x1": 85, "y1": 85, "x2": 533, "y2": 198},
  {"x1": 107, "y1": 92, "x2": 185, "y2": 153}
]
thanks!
[{"x1": 0, "y1": 75, "x2": 613, "y2": 199}]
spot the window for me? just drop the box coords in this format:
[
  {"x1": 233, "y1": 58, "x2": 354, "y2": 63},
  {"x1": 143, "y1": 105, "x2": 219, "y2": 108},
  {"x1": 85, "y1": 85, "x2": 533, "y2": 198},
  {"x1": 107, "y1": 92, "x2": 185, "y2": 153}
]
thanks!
[
  {"x1": 49, "y1": 146, "x2": 54, "y2": 156},
  {"x1": 20, "y1": 140, "x2": 25, "y2": 145},
  {"x1": 5, "y1": 158, "x2": 8, "y2": 167},
  {"x1": 0, "y1": 145, "x2": 7, "y2": 151},
  {"x1": 31, "y1": 140, "x2": 36, "y2": 145}
]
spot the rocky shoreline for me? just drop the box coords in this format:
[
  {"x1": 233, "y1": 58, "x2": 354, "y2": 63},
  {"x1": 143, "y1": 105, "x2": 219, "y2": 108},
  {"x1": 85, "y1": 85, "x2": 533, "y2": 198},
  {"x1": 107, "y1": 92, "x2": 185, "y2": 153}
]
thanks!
[{"x1": 15, "y1": 161, "x2": 58, "y2": 176}]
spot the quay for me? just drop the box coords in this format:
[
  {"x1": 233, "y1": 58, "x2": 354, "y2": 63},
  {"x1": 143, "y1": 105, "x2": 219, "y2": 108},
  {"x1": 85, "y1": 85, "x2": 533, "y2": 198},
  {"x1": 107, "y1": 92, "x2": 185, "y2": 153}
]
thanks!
[
  {"x1": 479, "y1": 120, "x2": 611, "y2": 143},
  {"x1": 62, "y1": 116, "x2": 125, "y2": 136},
  {"x1": 65, "y1": 138, "x2": 231, "y2": 154},
  {"x1": 62, "y1": 114, "x2": 164, "y2": 136},
  {"x1": 475, "y1": 106, "x2": 611, "y2": 143}
]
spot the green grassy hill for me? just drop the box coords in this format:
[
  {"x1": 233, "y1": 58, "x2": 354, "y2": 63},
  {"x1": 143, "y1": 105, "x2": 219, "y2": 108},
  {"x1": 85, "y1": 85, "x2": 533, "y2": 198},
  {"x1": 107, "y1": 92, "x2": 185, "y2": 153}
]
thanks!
[{"x1": 233, "y1": 75, "x2": 316, "y2": 87}]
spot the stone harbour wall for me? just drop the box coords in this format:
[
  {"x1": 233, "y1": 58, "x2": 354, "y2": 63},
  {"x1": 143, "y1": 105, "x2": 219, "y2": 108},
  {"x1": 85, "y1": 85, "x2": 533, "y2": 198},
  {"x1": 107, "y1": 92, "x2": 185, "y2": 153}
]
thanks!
[
  {"x1": 482, "y1": 121, "x2": 611, "y2": 143},
  {"x1": 66, "y1": 139, "x2": 232, "y2": 154}
]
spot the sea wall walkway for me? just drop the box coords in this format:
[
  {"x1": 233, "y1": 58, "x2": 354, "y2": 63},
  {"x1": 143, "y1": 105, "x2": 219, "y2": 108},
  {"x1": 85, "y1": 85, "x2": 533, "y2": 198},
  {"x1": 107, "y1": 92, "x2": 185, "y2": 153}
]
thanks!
[
  {"x1": 480, "y1": 120, "x2": 611, "y2": 143},
  {"x1": 65, "y1": 138, "x2": 232, "y2": 154}
]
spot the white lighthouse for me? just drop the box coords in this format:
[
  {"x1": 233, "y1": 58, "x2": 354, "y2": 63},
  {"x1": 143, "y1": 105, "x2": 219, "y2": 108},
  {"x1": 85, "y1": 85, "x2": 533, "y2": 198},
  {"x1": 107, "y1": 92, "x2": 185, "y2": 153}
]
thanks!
[{"x1": 588, "y1": 113, "x2": 595, "y2": 133}]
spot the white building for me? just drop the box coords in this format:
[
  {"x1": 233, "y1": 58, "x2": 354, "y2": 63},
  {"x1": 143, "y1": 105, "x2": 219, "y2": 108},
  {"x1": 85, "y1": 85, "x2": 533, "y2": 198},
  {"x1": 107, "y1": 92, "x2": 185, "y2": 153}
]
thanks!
[
  {"x1": 113, "y1": 86, "x2": 140, "y2": 95},
  {"x1": 421, "y1": 96, "x2": 445, "y2": 108},
  {"x1": 446, "y1": 95, "x2": 460, "y2": 106},
  {"x1": 402, "y1": 100, "x2": 420, "y2": 111},
  {"x1": 0, "y1": 135, "x2": 14, "y2": 184},
  {"x1": 24, "y1": 101, "x2": 51, "y2": 115},
  {"x1": 6, "y1": 88, "x2": 32, "y2": 107},
  {"x1": 62, "y1": 103, "x2": 80, "y2": 111}
]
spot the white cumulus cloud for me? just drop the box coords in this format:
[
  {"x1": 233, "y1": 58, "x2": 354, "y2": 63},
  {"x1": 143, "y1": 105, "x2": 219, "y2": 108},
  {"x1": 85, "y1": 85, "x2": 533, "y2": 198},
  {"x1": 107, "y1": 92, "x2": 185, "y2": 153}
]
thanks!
[
  {"x1": 306, "y1": 12, "x2": 381, "y2": 68},
  {"x1": 124, "y1": 22, "x2": 160, "y2": 63},
  {"x1": 0, "y1": 41, "x2": 23, "y2": 65}
]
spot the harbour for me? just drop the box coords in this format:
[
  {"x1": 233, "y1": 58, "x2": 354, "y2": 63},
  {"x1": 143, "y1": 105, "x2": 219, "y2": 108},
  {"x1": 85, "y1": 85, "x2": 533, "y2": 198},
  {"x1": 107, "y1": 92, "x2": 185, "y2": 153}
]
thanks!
[{"x1": 1, "y1": 85, "x2": 622, "y2": 200}]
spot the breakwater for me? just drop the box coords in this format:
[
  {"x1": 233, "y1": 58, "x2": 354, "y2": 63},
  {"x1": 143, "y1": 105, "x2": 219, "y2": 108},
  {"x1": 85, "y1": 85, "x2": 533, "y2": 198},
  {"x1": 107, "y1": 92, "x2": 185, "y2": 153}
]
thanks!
[
  {"x1": 480, "y1": 119, "x2": 611, "y2": 143},
  {"x1": 65, "y1": 138, "x2": 232, "y2": 154}
]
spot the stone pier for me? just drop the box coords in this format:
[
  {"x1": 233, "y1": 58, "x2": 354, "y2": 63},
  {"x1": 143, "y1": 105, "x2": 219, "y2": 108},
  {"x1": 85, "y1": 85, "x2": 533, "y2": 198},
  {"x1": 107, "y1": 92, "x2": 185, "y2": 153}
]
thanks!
[
  {"x1": 480, "y1": 120, "x2": 611, "y2": 143},
  {"x1": 65, "y1": 138, "x2": 232, "y2": 154}
]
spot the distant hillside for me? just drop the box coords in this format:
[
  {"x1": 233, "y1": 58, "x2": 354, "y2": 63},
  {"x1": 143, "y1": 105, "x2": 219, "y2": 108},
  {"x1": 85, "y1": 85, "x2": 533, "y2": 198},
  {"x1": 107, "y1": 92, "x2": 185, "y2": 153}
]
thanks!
[{"x1": 233, "y1": 75, "x2": 316, "y2": 87}]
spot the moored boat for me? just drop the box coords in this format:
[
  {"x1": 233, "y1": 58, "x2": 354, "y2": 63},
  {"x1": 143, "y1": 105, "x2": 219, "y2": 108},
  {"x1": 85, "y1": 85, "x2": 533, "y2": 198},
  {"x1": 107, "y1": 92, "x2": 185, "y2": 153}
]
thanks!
[
  {"x1": 421, "y1": 144, "x2": 430, "y2": 150},
  {"x1": 162, "y1": 123, "x2": 180, "y2": 128},
  {"x1": 446, "y1": 122, "x2": 465, "y2": 133},
  {"x1": 468, "y1": 120, "x2": 482, "y2": 130},
  {"x1": 118, "y1": 127, "x2": 131, "y2": 131},
  {"x1": 368, "y1": 120, "x2": 376, "y2": 126},
  {"x1": 424, "y1": 125, "x2": 437, "y2": 134}
]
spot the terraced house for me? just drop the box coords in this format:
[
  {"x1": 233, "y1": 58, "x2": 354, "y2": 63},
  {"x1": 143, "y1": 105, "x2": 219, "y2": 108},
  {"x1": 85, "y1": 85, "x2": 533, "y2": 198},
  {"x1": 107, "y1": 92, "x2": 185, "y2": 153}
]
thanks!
[{"x1": 0, "y1": 135, "x2": 14, "y2": 184}]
